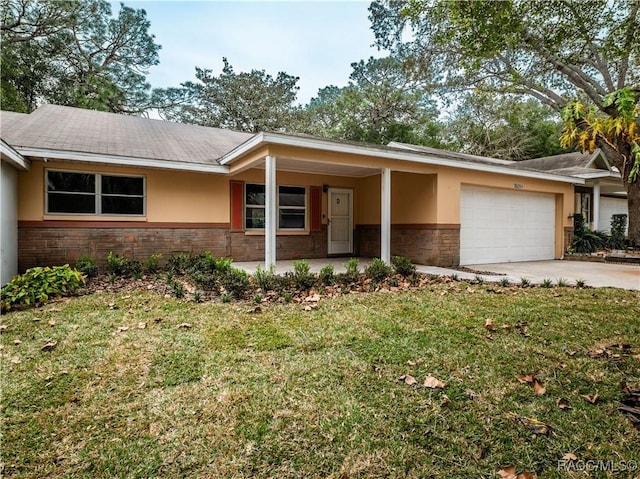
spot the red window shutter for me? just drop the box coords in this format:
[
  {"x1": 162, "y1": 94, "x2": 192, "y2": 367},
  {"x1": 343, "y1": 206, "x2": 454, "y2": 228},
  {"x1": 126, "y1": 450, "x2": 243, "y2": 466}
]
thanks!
[
  {"x1": 310, "y1": 186, "x2": 322, "y2": 231},
  {"x1": 230, "y1": 181, "x2": 244, "y2": 230}
]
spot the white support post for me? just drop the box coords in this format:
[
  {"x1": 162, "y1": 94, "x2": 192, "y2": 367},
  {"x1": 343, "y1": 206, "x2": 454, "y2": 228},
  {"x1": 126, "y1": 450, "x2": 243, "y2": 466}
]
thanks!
[
  {"x1": 381, "y1": 168, "x2": 391, "y2": 264},
  {"x1": 592, "y1": 180, "x2": 600, "y2": 231},
  {"x1": 265, "y1": 155, "x2": 277, "y2": 269}
]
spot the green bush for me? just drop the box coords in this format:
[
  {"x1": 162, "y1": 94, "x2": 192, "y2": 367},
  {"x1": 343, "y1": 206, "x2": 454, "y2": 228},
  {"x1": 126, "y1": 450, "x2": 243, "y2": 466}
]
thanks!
[
  {"x1": 343, "y1": 257, "x2": 360, "y2": 283},
  {"x1": 75, "y1": 255, "x2": 98, "y2": 278},
  {"x1": 1, "y1": 265, "x2": 85, "y2": 311},
  {"x1": 365, "y1": 258, "x2": 393, "y2": 282},
  {"x1": 106, "y1": 252, "x2": 142, "y2": 277},
  {"x1": 220, "y1": 267, "x2": 251, "y2": 299},
  {"x1": 292, "y1": 259, "x2": 316, "y2": 290},
  {"x1": 254, "y1": 265, "x2": 278, "y2": 291},
  {"x1": 571, "y1": 214, "x2": 608, "y2": 253},
  {"x1": 608, "y1": 214, "x2": 628, "y2": 250},
  {"x1": 319, "y1": 264, "x2": 335, "y2": 285},
  {"x1": 391, "y1": 256, "x2": 416, "y2": 277},
  {"x1": 144, "y1": 254, "x2": 162, "y2": 274}
]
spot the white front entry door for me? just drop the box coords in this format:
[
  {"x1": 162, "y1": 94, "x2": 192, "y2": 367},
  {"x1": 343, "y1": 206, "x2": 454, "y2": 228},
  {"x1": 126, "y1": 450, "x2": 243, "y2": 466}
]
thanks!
[{"x1": 328, "y1": 188, "x2": 353, "y2": 255}]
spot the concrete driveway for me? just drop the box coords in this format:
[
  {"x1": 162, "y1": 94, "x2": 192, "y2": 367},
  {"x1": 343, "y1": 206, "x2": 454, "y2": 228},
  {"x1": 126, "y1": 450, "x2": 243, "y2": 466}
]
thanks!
[{"x1": 465, "y1": 260, "x2": 639, "y2": 290}]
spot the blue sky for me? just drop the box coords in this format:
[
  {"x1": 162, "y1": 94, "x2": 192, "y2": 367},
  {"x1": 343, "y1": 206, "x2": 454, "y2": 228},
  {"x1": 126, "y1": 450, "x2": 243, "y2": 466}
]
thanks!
[{"x1": 117, "y1": 1, "x2": 384, "y2": 104}]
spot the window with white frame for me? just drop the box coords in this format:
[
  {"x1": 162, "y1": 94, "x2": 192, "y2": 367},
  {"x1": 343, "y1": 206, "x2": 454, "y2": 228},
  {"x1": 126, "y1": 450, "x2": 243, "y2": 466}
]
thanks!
[
  {"x1": 244, "y1": 183, "x2": 306, "y2": 230},
  {"x1": 46, "y1": 170, "x2": 145, "y2": 215}
]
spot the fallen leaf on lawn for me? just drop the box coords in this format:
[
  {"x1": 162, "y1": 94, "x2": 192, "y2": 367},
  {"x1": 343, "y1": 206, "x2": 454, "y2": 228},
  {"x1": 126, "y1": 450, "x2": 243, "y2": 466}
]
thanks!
[
  {"x1": 517, "y1": 373, "x2": 535, "y2": 384},
  {"x1": 137, "y1": 322, "x2": 146, "y2": 329},
  {"x1": 0, "y1": 324, "x2": 7, "y2": 333},
  {"x1": 581, "y1": 393, "x2": 599, "y2": 404},
  {"x1": 153, "y1": 317, "x2": 163, "y2": 323},
  {"x1": 10, "y1": 356, "x2": 21, "y2": 364},
  {"x1": 556, "y1": 398, "x2": 571, "y2": 410},
  {"x1": 108, "y1": 302, "x2": 118, "y2": 310},
  {"x1": 532, "y1": 379, "x2": 546, "y2": 395},
  {"x1": 303, "y1": 305, "x2": 312, "y2": 311},
  {"x1": 178, "y1": 323, "x2": 193, "y2": 329},
  {"x1": 485, "y1": 319, "x2": 494, "y2": 331},
  {"x1": 562, "y1": 452, "x2": 578, "y2": 461},
  {"x1": 497, "y1": 466, "x2": 517, "y2": 479},
  {"x1": 47, "y1": 319, "x2": 56, "y2": 327},
  {"x1": 41, "y1": 341, "x2": 57, "y2": 352},
  {"x1": 507, "y1": 412, "x2": 550, "y2": 435},
  {"x1": 502, "y1": 324, "x2": 512, "y2": 331},
  {"x1": 305, "y1": 294, "x2": 321, "y2": 302},
  {"x1": 567, "y1": 350, "x2": 577, "y2": 356},
  {"x1": 399, "y1": 374, "x2": 417, "y2": 386},
  {"x1": 423, "y1": 375, "x2": 446, "y2": 389},
  {"x1": 440, "y1": 394, "x2": 450, "y2": 406},
  {"x1": 116, "y1": 326, "x2": 129, "y2": 333},
  {"x1": 467, "y1": 287, "x2": 476, "y2": 294},
  {"x1": 13, "y1": 339, "x2": 21, "y2": 346}
]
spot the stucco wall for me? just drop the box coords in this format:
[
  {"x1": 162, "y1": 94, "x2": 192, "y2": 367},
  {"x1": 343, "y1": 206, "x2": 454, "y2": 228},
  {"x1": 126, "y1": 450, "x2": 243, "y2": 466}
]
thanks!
[{"x1": 1, "y1": 161, "x2": 18, "y2": 284}]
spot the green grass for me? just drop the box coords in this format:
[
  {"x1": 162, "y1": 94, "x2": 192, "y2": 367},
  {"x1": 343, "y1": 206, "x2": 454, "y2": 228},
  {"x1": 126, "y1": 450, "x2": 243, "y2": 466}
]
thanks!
[{"x1": 2, "y1": 284, "x2": 639, "y2": 478}]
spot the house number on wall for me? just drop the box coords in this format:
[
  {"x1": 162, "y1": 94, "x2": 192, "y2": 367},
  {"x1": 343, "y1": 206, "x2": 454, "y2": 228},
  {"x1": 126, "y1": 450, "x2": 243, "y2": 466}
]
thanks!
[{"x1": 514, "y1": 183, "x2": 524, "y2": 189}]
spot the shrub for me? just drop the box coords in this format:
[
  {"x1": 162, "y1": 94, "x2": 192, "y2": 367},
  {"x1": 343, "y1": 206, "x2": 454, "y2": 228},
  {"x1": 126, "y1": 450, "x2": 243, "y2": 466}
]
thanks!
[
  {"x1": 343, "y1": 257, "x2": 360, "y2": 283},
  {"x1": 1, "y1": 265, "x2": 85, "y2": 311},
  {"x1": 106, "y1": 252, "x2": 142, "y2": 277},
  {"x1": 520, "y1": 277, "x2": 531, "y2": 287},
  {"x1": 499, "y1": 277, "x2": 510, "y2": 287},
  {"x1": 391, "y1": 256, "x2": 416, "y2": 277},
  {"x1": 75, "y1": 255, "x2": 98, "y2": 278},
  {"x1": 319, "y1": 264, "x2": 335, "y2": 285},
  {"x1": 571, "y1": 214, "x2": 608, "y2": 253},
  {"x1": 254, "y1": 265, "x2": 278, "y2": 291},
  {"x1": 144, "y1": 254, "x2": 162, "y2": 274},
  {"x1": 365, "y1": 258, "x2": 393, "y2": 282},
  {"x1": 292, "y1": 259, "x2": 316, "y2": 290},
  {"x1": 608, "y1": 214, "x2": 628, "y2": 250},
  {"x1": 556, "y1": 278, "x2": 568, "y2": 288},
  {"x1": 220, "y1": 267, "x2": 251, "y2": 299},
  {"x1": 541, "y1": 278, "x2": 553, "y2": 288}
]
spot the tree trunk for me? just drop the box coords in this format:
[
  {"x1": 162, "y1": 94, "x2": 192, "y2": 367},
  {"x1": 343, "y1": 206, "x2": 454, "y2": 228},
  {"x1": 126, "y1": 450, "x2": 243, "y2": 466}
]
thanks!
[{"x1": 598, "y1": 140, "x2": 639, "y2": 244}]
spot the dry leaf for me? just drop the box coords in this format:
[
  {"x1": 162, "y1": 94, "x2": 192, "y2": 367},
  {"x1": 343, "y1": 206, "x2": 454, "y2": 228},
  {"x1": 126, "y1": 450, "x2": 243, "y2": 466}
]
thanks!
[
  {"x1": 532, "y1": 379, "x2": 546, "y2": 395},
  {"x1": 13, "y1": 339, "x2": 21, "y2": 346},
  {"x1": 508, "y1": 412, "x2": 550, "y2": 435},
  {"x1": 562, "y1": 452, "x2": 578, "y2": 461},
  {"x1": 41, "y1": 341, "x2": 57, "y2": 352},
  {"x1": 517, "y1": 373, "x2": 535, "y2": 384},
  {"x1": 303, "y1": 305, "x2": 312, "y2": 311},
  {"x1": 581, "y1": 393, "x2": 599, "y2": 404},
  {"x1": 399, "y1": 374, "x2": 417, "y2": 386},
  {"x1": 407, "y1": 360, "x2": 417, "y2": 366},
  {"x1": 556, "y1": 398, "x2": 571, "y2": 410},
  {"x1": 497, "y1": 466, "x2": 517, "y2": 479},
  {"x1": 423, "y1": 375, "x2": 446, "y2": 389},
  {"x1": 305, "y1": 294, "x2": 321, "y2": 302},
  {"x1": 178, "y1": 323, "x2": 193, "y2": 328},
  {"x1": 485, "y1": 319, "x2": 494, "y2": 331},
  {"x1": 10, "y1": 356, "x2": 21, "y2": 364},
  {"x1": 116, "y1": 326, "x2": 129, "y2": 333},
  {"x1": 0, "y1": 324, "x2": 7, "y2": 332},
  {"x1": 137, "y1": 322, "x2": 146, "y2": 329},
  {"x1": 108, "y1": 302, "x2": 118, "y2": 310},
  {"x1": 47, "y1": 319, "x2": 56, "y2": 327}
]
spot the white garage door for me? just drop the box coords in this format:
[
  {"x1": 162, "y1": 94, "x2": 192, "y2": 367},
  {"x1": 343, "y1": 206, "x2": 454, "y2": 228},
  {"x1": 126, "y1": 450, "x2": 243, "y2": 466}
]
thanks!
[{"x1": 460, "y1": 186, "x2": 556, "y2": 265}]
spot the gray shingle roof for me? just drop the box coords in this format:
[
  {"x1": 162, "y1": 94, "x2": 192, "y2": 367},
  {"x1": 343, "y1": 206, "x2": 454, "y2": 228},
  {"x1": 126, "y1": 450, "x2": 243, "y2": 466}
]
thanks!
[
  {"x1": 509, "y1": 151, "x2": 594, "y2": 171},
  {"x1": 1, "y1": 104, "x2": 252, "y2": 165}
]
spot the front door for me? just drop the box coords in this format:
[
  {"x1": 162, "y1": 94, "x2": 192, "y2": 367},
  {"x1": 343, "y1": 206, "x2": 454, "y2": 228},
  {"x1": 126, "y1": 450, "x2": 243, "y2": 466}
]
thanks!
[{"x1": 327, "y1": 188, "x2": 353, "y2": 255}]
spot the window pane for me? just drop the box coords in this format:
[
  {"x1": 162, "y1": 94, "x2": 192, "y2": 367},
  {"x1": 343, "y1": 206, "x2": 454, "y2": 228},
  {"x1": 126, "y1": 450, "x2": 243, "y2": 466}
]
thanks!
[
  {"x1": 246, "y1": 207, "x2": 265, "y2": 229},
  {"x1": 102, "y1": 196, "x2": 144, "y2": 215},
  {"x1": 102, "y1": 176, "x2": 143, "y2": 195},
  {"x1": 279, "y1": 186, "x2": 305, "y2": 206},
  {"x1": 246, "y1": 184, "x2": 265, "y2": 205},
  {"x1": 279, "y1": 208, "x2": 305, "y2": 229},
  {"x1": 48, "y1": 193, "x2": 96, "y2": 214},
  {"x1": 48, "y1": 171, "x2": 95, "y2": 193}
]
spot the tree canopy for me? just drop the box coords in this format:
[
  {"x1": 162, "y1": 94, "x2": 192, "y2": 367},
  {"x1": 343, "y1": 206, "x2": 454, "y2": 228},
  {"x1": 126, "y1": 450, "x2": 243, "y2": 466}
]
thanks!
[
  {"x1": 155, "y1": 58, "x2": 301, "y2": 133},
  {"x1": 370, "y1": 0, "x2": 640, "y2": 240},
  {"x1": 1, "y1": 0, "x2": 160, "y2": 113}
]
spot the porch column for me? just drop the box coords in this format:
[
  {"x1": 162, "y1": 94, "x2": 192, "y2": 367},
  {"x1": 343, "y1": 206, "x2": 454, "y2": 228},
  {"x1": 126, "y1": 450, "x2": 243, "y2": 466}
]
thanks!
[
  {"x1": 381, "y1": 167, "x2": 391, "y2": 264},
  {"x1": 592, "y1": 180, "x2": 600, "y2": 230},
  {"x1": 265, "y1": 155, "x2": 277, "y2": 268}
]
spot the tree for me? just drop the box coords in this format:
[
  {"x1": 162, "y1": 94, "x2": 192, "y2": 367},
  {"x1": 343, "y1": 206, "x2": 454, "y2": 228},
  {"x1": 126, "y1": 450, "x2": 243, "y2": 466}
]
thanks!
[
  {"x1": 443, "y1": 92, "x2": 567, "y2": 160},
  {"x1": 1, "y1": 0, "x2": 160, "y2": 113},
  {"x1": 301, "y1": 56, "x2": 442, "y2": 146},
  {"x1": 156, "y1": 58, "x2": 301, "y2": 133},
  {"x1": 370, "y1": 0, "x2": 640, "y2": 241}
]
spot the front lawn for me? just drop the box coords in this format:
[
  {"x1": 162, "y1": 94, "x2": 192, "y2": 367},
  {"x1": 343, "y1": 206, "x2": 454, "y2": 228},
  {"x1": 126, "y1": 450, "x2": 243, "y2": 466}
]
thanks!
[{"x1": 1, "y1": 283, "x2": 639, "y2": 478}]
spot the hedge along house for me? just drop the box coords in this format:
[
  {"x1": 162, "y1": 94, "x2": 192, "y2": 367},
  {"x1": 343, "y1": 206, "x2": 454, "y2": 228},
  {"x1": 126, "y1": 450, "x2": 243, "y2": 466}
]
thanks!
[{"x1": 1, "y1": 105, "x2": 583, "y2": 278}]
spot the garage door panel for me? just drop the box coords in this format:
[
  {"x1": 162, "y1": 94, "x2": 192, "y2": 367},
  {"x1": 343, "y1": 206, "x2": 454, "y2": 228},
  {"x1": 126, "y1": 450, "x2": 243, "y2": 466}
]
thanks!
[{"x1": 461, "y1": 186, "x2": 555, "y2": 265}]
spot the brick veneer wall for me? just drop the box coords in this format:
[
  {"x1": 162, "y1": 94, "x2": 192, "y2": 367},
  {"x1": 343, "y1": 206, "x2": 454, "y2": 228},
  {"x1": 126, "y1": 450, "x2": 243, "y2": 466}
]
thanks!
[
  {"x1": 17, "y1": 222, "x2": 329, "y2": 271},
  {"x1": 356, "y1": 224, "x2": 461, "y2": 267}
]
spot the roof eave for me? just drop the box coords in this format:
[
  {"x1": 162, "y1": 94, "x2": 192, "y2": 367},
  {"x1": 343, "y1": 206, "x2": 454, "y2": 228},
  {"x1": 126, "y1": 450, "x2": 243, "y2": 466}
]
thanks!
[
  {"x1": 221, "y1": 132, "x2": 584, "y2": 184},
  {"x1": 16, "y1": 147, "x2": 229, "y2": 174},
  {"x1": 1, "y1": 139, "x2": 30, "y2": 170}
]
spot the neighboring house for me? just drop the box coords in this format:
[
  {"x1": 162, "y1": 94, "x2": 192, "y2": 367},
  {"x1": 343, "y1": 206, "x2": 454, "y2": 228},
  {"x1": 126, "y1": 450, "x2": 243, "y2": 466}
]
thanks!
[
  {"x1": 512, "y1": 150, "x2": 629, "y2": 234},
  {"x1": 1, "y1": 105, "x2": 585, "y2": 280}
]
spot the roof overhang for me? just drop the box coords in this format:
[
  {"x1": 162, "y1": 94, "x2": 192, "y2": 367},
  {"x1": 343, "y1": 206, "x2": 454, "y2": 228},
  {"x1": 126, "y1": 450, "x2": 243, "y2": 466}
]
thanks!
[
  {"x1": 1, "y1": 139, "x2": 30, "y2": 170},
  {"x1": 15, "y1": 147, "x2": 229, "y2": 174},
  {"x1": 220, "y1": 132, "x2": 584, "y2": 184}
]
